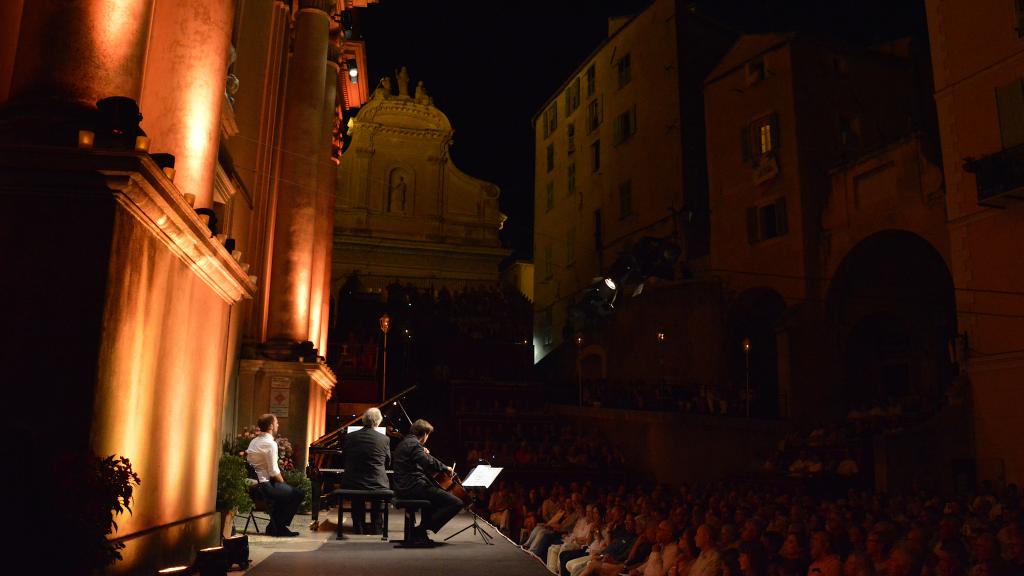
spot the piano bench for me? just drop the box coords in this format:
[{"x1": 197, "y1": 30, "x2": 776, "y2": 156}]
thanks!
[
  {"x1": 392, "y1": 499, "x2": 433, "y2": 548},
  {"x1": 332, "y1": 489, "x2": 394, "y2": 541}
]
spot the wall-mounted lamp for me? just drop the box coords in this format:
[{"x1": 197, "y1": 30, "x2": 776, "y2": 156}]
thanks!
[{"x1": 346, "y1": 59, "x2": 358, "y2": 84}]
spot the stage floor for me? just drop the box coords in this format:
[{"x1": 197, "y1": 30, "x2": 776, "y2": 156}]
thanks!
[{"x1": 234, "y1": 509, "x2": 554, "y2": 576}]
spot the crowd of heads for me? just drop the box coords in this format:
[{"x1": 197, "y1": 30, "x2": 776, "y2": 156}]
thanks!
[
  {"x1": 472, "y1": 477, "x2": 1024, "y2": 576},
  {"x1": 462, "y1": 422, "x2": 626, "y2": 472}
]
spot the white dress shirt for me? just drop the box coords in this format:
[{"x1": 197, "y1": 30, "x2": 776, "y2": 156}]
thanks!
[{"x1": 246, "y1": 432, "x2": 280, "y2": 483}]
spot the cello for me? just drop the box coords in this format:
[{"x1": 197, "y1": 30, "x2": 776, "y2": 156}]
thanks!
[{"x1": 431, "y1": 463, "x2": 472, "y2": 507}]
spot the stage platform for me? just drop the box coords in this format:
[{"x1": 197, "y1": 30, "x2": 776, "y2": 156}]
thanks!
[{"x1": 233, "y1": 509, "x2": 554, "y2": 576}]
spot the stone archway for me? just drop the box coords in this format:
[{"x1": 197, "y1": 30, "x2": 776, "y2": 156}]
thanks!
[
  {"x1": 725, "y1": 288, "x2": 787, "y2": 418},
  {"x1": 826, "y1": 230, "x2": 956, "y2": 413}
]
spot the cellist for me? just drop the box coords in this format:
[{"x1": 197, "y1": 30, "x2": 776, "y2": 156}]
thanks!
[{"x1": 392, "y1": 419, "x2": 464, "y2": 544}]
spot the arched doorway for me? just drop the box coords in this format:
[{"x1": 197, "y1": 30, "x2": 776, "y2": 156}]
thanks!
[
  {"x1": 826, "y1": 230, "x2": 956, "y2": 414},
  {"x1": 725, "y1": 288, "x2": 787, "y2": 418}
]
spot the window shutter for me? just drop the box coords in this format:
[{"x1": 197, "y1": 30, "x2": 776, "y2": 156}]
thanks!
[
  {"x1": 776, "y1": 197, "x2": 788, "y2": 235},
  {"x1": 996, "y1": 79, "x2": 1024, "y2": 148},
  {"x1": 770, "y1": 113, "x2": 780, "y2": 151},
  {"x1": 746, "y1": 206, "x2": 759, "y2": 244}
]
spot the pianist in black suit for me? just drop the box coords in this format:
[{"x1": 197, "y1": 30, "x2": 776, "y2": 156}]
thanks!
[
  {"x1": 392, "y1": 419, "x2": 463, "y2": 543},
  {"x1": 341, "y1": 407, "x2": 392, "y2": 534}
]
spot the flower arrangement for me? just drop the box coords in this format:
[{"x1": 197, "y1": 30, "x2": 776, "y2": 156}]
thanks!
[{"x1": 224, "y1": 426, "x2": 295, "y2": 471}]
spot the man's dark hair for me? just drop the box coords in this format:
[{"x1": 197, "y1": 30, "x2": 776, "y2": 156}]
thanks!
[
  {"x1": 410, "y1": 419, "x2": 434, "y2": 437},
  {"x1": 257, "y1": 413, "x2": 276, "y2": 432}
]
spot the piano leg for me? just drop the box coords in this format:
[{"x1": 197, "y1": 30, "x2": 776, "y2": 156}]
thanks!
[{"x1": 309, "y1": 471, "x2": 322, "y2": 530}]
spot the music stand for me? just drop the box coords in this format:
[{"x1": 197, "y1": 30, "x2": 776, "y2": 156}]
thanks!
[{"x1": 444, "y1": 465, "x2": 503, "y2": 545}]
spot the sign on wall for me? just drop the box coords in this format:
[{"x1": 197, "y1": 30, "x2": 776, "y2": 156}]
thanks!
[{"x1": 270, "y1": 376, "x2": 290, "y2": 417}]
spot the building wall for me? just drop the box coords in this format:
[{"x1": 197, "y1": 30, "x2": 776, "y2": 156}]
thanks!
[
  {"x1": 926, "y1": 0, "x2": 1024, "y2": 484},
  {"x1": 533, "y1": 0, "x2": 683, "y2": 361}
]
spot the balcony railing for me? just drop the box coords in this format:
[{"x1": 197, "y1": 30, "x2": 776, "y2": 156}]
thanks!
[{"x1": 965, "y1": 142, "x2": 1024, "y2": 207}]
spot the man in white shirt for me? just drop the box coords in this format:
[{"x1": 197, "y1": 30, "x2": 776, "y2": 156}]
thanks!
[{"x1": 246, "y1": 413, "x2": 304, "y2": 537}]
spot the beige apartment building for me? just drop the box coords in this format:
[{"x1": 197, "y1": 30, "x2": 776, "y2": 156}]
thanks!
[{"x1": 532, "y1": 0, "x2": 728, "y2": 362}]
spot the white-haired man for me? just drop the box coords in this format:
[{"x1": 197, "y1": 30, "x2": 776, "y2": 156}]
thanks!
[{"x1": 341, "y1": 407, "x2": 392, "y2": 534}]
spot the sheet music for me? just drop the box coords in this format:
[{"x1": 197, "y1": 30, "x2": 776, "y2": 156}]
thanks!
[
  {"x1": 461, "y1": 465, "x2": 502, "y2": 488},
  {"x1": 346, "y1": 425, "x2": 387, "y2": 435}
]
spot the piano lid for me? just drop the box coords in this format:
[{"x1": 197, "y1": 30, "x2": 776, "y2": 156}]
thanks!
[{"x1": 309, "y1": 385, "x2": 417, "y2": 451}]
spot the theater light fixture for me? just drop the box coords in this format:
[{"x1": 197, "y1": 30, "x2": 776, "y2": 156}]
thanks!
[
  {"x1": 346, "y1": 59, "x2": 358, "y2": 83},
  {"x1": 195, "y1": 546, "x2": 228, "y2": 576},
  {"x1": 222, "y1": 534, "x2": 250, "y2": 570}
]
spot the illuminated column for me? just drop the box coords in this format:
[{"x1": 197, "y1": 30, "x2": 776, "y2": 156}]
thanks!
[
  {"x1": 7, "y1": 0, "x2": 153, "y2": 118},
  {"x1": 309, "y1": 54, "x2": 339, "y2": 352},
  {"x1": 138, "y1": 0, "x2": 235, "y2": 210},
  {"x1": 266, "y1": 2, "x2": 331, "y2": 344}
]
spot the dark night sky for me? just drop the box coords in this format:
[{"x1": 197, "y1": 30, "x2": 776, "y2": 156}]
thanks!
[{"x1": 355, "y1": 0, "x2": 926, "y2": 263}]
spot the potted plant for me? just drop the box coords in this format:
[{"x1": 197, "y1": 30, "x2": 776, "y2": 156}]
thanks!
[
  {"x1": 54, "y1": 451, "x2": 141, "y2": 573},
  {"x1": 216, "y1": 454, "x2": 254, "y2": 537}
]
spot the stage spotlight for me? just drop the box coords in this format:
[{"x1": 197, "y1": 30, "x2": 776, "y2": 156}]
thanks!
[
  {"x1": 222, "y1": 534, "x2": 250, "y2": 570},
  {"x1": 195, "y1": 546, "x2": 228, "y2": 576},
  {"x1": 156, "y1": 567, "x2": 190, "y2": 575},
  {"x1": 603, "y1": 277, "x2": 616, "y2": 290}
]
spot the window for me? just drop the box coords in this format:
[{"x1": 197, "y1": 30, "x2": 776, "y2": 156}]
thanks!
[
  {"x1": 568, "y1": 162, "x2": 576, "y2": 196},
  {"x1": 996, "y1": 78, "x2": 1024, "y2": 148},
  {"x1": 591, "y1": 140, "x2": 601, "y2": 172},
  {"x1": 619, "y1": 180, "x2": 633, "y2": 219},
  {"x1": 587, "y1": 98, "x2": 602, "y2": 133},
  {"x1": 745, "y1": 57, "x2": 765, "y2": 85},
  {"x1": 546, "y1": 143, "x2": 554, "y2": 172},
  {"x1": 544, "y1": 244, "x2": 554, "y2": 280},
  {"x1": 567, "y1": 123, "x2": 575, "y2": 155},
  {"x1": 543, "y1": 104, "x2": 558, "y2": 138},
  {"x1": 839, "y1": 114, "x2": 862, "y2": 149},
  {"x1": 564, "y1": 78, "x2": 581, "y2": 116},
  {"x1": 566, "y1": 226, "x2": 576, "y2": 265},
  {"x1": 613, "y1": 105, "x2": 637, "y2": 145},
  {"x1": 545, "y1": 181, "x2": 555, "y2": 212},
  {"x1": 1016, "y1": 0, "x2": 1024, "y2": 37},
  {"x1": 742, "y1": 114, "x2": 779, "y2": 161},
  {"x1": 746, "y1": 197, "x2": 789, "y2": 244},
  {"x1": 617, "y1": 53, "x2": 631, "y2": 88},
  {"x1": 586, "y1": 64, "x2": 596, "y2": 97}
]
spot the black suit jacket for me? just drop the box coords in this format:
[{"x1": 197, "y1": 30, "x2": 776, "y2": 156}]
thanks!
[
  {"x1": 341, "y1": 427, "x2": 391, "y2": 491},
  {"x1": 392, "y1": 434, "x2": 447, "y2": 494}
]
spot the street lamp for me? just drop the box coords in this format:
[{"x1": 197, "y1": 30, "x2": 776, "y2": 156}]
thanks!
[
  {"x1": 379, "y1": 314, "x2": 391, "y2": 401},
  {"x1": 742, "y1": 337, "x2": 751, "y2": 417}
]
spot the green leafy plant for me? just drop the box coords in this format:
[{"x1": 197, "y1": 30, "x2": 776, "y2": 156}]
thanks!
[
  {"x1": 216, "y1": 454, "x2": 254, "y2": 515},
  {"x1": 54, "y1": 452, "x2": 141, "y2": 571},
  {"x1": 282, "y1": 468, "x2": 312, "y2": 514}
]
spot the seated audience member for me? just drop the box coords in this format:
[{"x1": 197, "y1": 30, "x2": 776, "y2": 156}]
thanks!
[
  {"x1": 887, "y1": 543, "x2": 924, "y2": 576},
  {"x1": 549, "y1": 503, "x2": 599, "y2": 573},
  {"x1": 669, "y1": 527, "x2": 700, "y2": 576},
  {"x1": 843, "y1": 552, "x2": 877, "y2": 576},
  {"x1": 488, "y1": 480, "x2": 515, "y2": 534},
  {"x1": 808, "y1": 531, "x2": 841, "y2": 576},
  {"x1": 779, "y1": 532, "x2": 810, "y2": 576},
  {"x1": 866, "y1": 529, "x2": 893, "y2": 576},
  {"x1": 526, "y1": 496, "x2": 579, "y2": 557},
  {"x1": 581, "y1": 517, "x2": 654, "y2": 576},
  {"x1": 739, "y1": 539, "x2": 769, "y2": 576},
  {"x1": 934, "y1": 540, "x2": 969, "y2": 576},
  {"x1": 723, "y1": 549, "x2": 744, "y2": 576},
  {"x1": 690, "y1": 523, "x2": 725, "y2": 576},
  {"x1": 568, "y1": 512, "x2": 636, "y2": 576},
  {"x1": 556, "y1": 505, "x2": 607, "y2": 575},
  {"x1": 629, "y1": 520, "x2": 679, "y2": 576}
]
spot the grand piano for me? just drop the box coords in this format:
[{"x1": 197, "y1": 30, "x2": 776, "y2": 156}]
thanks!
[{"x1": 305, "y1": 386, "x2": 416, "y2": 528}]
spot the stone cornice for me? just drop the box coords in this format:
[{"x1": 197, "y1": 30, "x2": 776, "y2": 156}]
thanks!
[
  {"x1": 0, "y1": 147, "x2": 256, "y2": 303},
  {"x1": 238, "y1": 358, "x2": 338, "y2": 393},
  {"x1": 333, "y1": 234, "x2": 510, "y2": 258}
]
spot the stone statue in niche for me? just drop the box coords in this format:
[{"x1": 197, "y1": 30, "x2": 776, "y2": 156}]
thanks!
[
  {"x1": 415, "y1": 80, "x2": 433, "y2": 106},
  {"x1": 395, "y1": 66, "x2": 410, "y2": 98},
  {"x1": 373, "y1": 76, "x2": 392, "y2": 100},
  {"x1": 388, "y1": 169, "x2": 410, "y2": 213}
]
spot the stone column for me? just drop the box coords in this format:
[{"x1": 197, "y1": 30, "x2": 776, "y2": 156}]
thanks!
[
  {"x1": 309, "y1": 54, "x2": 339, "y2": 352},
  {"x1": 266, "y1": 2, "x2": 331, "y2": 345},
  {"x1": 138, "y1": 0, "x2": 235, "y2": 210},
  {"x1": 5, "y1": 0, "x2": 154, "y2": 138}
]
